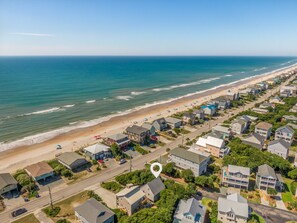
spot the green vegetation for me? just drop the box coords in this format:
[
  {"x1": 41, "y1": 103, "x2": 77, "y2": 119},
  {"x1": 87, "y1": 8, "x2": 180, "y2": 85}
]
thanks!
[
  {"x1": 56, "y1": 219, "x2": 70, "y2": 223},
  {"x1": 195, "y1": 175, "x2": 215, "y2": 188},
  {"x1": 11, "y1": 214, "x2": 40, "y2": 223},
  {"x1": 44, "y1": 206, "x2": 61, "y2": 217},
  {"x1": 209, "y1": 201, "x2": 218, "y2": 223},
  {"x1": 134, "y1": 144, "x2": 149, "y2": 155},
  {"x1": 248, "y1": 212, "x2": 266, "y2": 223},
  {"x1": 267, "y1": 188, "x2": 277, "y2": 195},
  {"x1": 223, "y1": 138, "x2": 292, "y2": 175},
  {"x1": 181, "y1": 169, "x2": 195, "y2": 183},
  {"x1": 101, "y1": 181, "x2": 123, "y2": 193},
  {"x1": 162, "y1": 162, "x2": 180, "y2": 178},
  {"x1": 48, "y1": 159, "x2": 73, "y2": 178},
  {"x1": 115, "y1": 169, "x2": 155, "y2": 186},
  {"x1": 13, "y1": 169, "x2": 36, "y2": 194}
]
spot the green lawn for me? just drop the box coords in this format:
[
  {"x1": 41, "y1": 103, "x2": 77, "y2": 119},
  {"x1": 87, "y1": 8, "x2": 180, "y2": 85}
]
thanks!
[
  {"x1": 12, "y1": 214, "x2": 40, "y2": 223},
  {"x1": 201, "y1": 197, "x2": 213, "y2": 211},
  {"x1": 282, "y1": 178, "x2": 295, "y2": 203},
  {"x1": 250, "y1": 212, "x2": 266, "y2": 223}
]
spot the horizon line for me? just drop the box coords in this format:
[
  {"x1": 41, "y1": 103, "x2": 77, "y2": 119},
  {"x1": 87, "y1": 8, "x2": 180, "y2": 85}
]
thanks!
[{"x1": 0, "y1": 55, "x2": 296, "y2": 57}]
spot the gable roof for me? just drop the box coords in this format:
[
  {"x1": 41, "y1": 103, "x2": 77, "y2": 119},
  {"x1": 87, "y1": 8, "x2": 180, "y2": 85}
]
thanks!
[
  {"x1": 218, "y1": 193, "x2": 249, "y2": 218},
  {"x1": 141, "y1": 122, "x2": 154, "y2": 130},
  {"x1": 107, "y1": 133, "x2": 129, "y2": 141},
  {"x1": 153, "y1": 118, "x2": 166, "y2": 125},
  {"x1": 242, "y1": 133, "x2": 265, "y2": 149},
  {"x1": 84, "y1": 143, "x2": 110, "y2": 155},
  {"x1": 268, "y1": 139, "x2": 290, "y2": 150},
  {"x1": 0, "y1": 173, "x2": 17, "y2": 190},
  {"x1": 276, "y1": 125, "x2": 294, "y2": 134},
  {"x1": 165, "y1": 117, "x2": 182, "y2": 124},
  {"x1": 228, "y1": 165, "x2": 250, "y2": 176},
  {"x1": 75, "y1": 198, "x2": 114, "y2": 223},
  {"x1": 116, "y1": 185, "x2": 145, "y2": 205},
  {"x1": 174, "y1": 198, "x2": 206, "y2": 222},
  {"x1": 256, "y1": 122, "x2": 272, "y2": 130},
  {"x1": 196, "y1": 135, "x2": 225, "y2": 149},
  {"x1": 126, "y1": 125, "x2": 149, "y2": 135},
  {"x1": 257, "y1": 164, "x2": 277, "y2": 179},
  {"x1": 170, "y1": 147, "x2": 208, "y2": 164},
  {"x1": 57, "y1": 152, "x2": 88, "y2": 167},
  {"x1": 212, "y1": 125, "x2": 231, "y2": 134},
  {"x1": 146, "y1": 177, "x2": 165, "y2": 196},
  {"x1": 25, "y1": 161, "x2": 54, "y2": 178}
]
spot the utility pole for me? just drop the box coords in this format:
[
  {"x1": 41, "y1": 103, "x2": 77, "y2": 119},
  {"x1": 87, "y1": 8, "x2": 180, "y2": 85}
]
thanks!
[
  {"x1": 48, "y1": 186, "x2": 53, "y2": 210},
  {"x1": 129, "y1": 157, "x2": 132, "y2": 172}
]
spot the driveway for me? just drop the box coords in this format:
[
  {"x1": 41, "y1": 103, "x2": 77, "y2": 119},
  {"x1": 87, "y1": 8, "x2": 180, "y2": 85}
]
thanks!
[
  {"x1": 94, "y1": 187, "x2": 117, "y2": 209},
  {"x1": 275, "y1": 193, "x2": 287, "y2": 210}
]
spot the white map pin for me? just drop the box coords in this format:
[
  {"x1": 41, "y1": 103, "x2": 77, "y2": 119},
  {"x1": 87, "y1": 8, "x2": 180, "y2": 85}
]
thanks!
[{"x1": 150, "y1": 162, "x2": 162, "y2": 178}]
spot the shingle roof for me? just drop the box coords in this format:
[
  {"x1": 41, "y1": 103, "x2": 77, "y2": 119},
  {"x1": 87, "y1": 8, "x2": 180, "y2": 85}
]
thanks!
[
  {"x1": 218, "y1": 193, "x2": 249, "y2": 218},
  {"x1": 276, "y1": 125, "x2": 294, "y2": 134},
  {"x1": 146, "y1": 177, "x2": 165, "y2": 196},
  {"x1": 174, "y1": 198, "x2": 206, "y2": 222},
  {"x1": 165, "y1": 117, "x2": 182, "y2": 124},
  {"x1": 141, "y1": 122, "x2": 154, "y2": 130},
  {"x1": 196, "y1": 135, "x2": 225, "y2": 149},
  {"x1": 116, "y1": 186, "x2": 145, "y2": 205},
  {"x1": 83, "y1": 143, "x2": 110, "y2": 155},
  {"x1": 108, "y1": 133, "x2": 129, "y2": 141},
  {"x1": 257, "y1": 164, "x2": 276, "y2": 179},
  {"x1": 242, "y1": 133, "x2": 265, "y2": 149},
  {"x1": 126, "y1": 125, "x2": 149, "y2": 135},
  {"x1": 0, "y1": 173, "x2": 17, "y2": 190},
  {"x1": 75, "y1": 198, "x2": 115, "y2": 223},
  {"x1": 228, "y1": 165, "x2": 250, "y2": 176},
  {"x1": 212, "y1": 125, "x2": 231, "y2": 134},
  {"x1": 57, "y1": 152, "x2": 88, "y2": 167},
  {"x1": 268, "y1": 139, "x2": 290, "y2": 149},
  {"x1": 170, "y1": 147, "x2": 208, "y2": 164},
  {"x1": 256, "y1": 122, "x2": 273, "y2": 130},
  {"x1": 25, "y1": 161, "x2": 54, "y2": 178}
]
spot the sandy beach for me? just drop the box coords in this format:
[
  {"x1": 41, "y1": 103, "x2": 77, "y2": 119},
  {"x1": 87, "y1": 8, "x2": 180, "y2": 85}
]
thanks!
[{"x1": 1, "y1": 64, "x2": 297, "y2": 173}]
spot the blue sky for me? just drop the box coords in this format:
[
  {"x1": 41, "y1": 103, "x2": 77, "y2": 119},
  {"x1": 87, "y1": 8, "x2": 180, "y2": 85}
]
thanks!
[{"x1": 0, "y1": 0, "x2": 297, "y2": 56}]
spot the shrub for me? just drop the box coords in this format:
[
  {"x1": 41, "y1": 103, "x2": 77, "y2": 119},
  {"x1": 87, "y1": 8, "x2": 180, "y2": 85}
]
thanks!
[
  {"x1": 87, "y1": 190, "x2": 102, "y2": 201},
  {"x1": 101, "y1": 181, "x2": 123, "y2": 193},
  {"x1": 57, "y1": 219, "x2": 70, "y2": 223},
  {"x1": 44, "y1": 206, "x2": 61, "y2": 217},
  {"x1": 61, "y1": 169, "x2": 73, "y2": 177},
  {"x1": 134, "y1": 145, "x2": 149, "y2": 155}
]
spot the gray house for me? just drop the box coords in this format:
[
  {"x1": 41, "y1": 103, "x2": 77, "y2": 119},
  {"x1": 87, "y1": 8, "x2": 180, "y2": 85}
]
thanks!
[
  {"x1": 275, "y1": 125, "x2": 295, "y2": 145},
  {"x1": 83, "y1": 143, "x2": 111, "y2": 160},
  {"x1": 193, "y1": 109, "x2": 205, "y2": 120},
  {"x1": 256, "y1": 164, "x2": 284, "y2": 191},
  {"x1": 222, "y1": 165, "x2": 250, "y2": 189},
  {"x1": 255, "y1": 122, "x2": 272, "y2": 139},
  {"x1": 231, "y1": 118, "x2": 248, "y2": 134},
  {"x1": 242, "y1": 133, "x2": 265, "y2": 150},
  {"x1": 168, "y1": 147, "x2": 209, "y2": 176},
  {"x1": 183, "y1": 113, "x2": 196, "y2": 125},
  {"x1": 267, "y1": 139, "x2": 290, "y2": 159},
  {"x1": 152, "y1": 118, "x2": 167, "y2": 131},
  {"x1": 141, "y1": 177, "x2": 165, "y2": 202},
  {"x1": 75, "y1": 198, "x2": 115, "y2": 223},
  {"x1": 141, "y1": 122, "x2": 156, "y2": 136},
  {"x1": 173, "y1": 198, "x2": 206, "y2": 223},
  {"x1": 165, "y1": 117, "x2": 182, "y2": 129},
  {"x1": 57, "y1": 152, "x2": 88, "y2": 171},
  {"x1": 218, "y1": 193, "x2": 250, "y2": 223},
  {"x1": 0, "y1": 173, "x2": 18, "y2": 195},
  {"x1": 125, "y1": 125, "x2": 150, "y2": 145}
]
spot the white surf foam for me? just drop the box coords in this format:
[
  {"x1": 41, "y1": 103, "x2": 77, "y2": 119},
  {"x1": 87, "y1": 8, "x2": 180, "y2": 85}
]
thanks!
[
  {"x1": 1, "y1": 62, "x2": 296, "y2": 152},
  {"x1": 225, "y1": 74, "x2": 232, "y2": 77},
  {"x1": 86, "y1": 100, "x2": 96, "y2": 104},
  {"x1": 22, "y1": 107, "x2": 62, "y2": 116},
  {"x1": 116, "y1": 96, "x2": 133, "y2": 101},
  {"x1": 131, "y1": 91, "x2": 146, "y2": 96},
  {"x1": 63, "y1": 104, "x2": 75, "y2": 108}
]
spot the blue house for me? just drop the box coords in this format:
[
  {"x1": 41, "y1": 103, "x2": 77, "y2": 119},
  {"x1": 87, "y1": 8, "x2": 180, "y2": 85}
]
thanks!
[{"x1": 201, "y1": 105, "x2": 217, "y2": 116}]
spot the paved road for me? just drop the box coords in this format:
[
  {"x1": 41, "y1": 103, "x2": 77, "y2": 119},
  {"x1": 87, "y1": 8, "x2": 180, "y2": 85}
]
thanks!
[{"x1": 1, "y1": 78, "x2": 294, "y2": 223}]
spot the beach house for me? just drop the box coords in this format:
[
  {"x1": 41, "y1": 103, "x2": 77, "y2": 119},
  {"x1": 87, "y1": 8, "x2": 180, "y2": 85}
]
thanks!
[
  {"x1": 152, "y1": 118, "x2": 168, "y2": 131},
  {"x1": 168, "y1": 147, "x2": 209, "y2": 176},
  {"x1": 283, "y1": 115, "x2": 297, "y2": 123},
  {"x1": 183, "y1": 113, "x2": 196, "y2": 125},
  {"x1": 141, "y1": 122, "x2": 156, "y2": 135},
  {"x1": 141, "y1": 177, "x2": 165, "y2": 202},
  {"x1": 269, "y1": 96, "x2": 284, "y2": 104},
  {"x1": 251, "y1": 107, "x2": 269, "y2": 114},
  {"x1": 275, "y1": 125, "x2": 295, "y2": 145},
  {"x1": 255, "y1": 122, "x2": 272, "y2": 139},
  {"x1": 210, "y1": 96, "x2": 231, "y2": 110},
  {"x1": 289, "y1": 104, "x2": 297, "y2": 113},
  {"x1": 57, "y1": 152, "x2": 88, "y2": 171},
  {"x1": 104, "y1": 133, "x2": 131, "y2": 149},
  {"x1": 201, "y1": 105, "x2": 217, "y2": 116},
  {"x1": 196, "y1": 135, "x2": 230, "y2": 158},
  {"x1": 83, "y1": 143, "x2": 111, "y2": 160},
  {"x1": 116, "y1": 185, "x2": 145, "y2": 216},
  {"x1": 256, "y1": 164, "x2": 284, "y2": 191},
  {"x1": 125, "y1": 125, "x2": 150, "y2": 145},
  {"x1": 231, "y1": 118, "x2": 248, "y2": 134},
  {"x1": 259, "y1": 102, "x2": 275, "y2": 109},
  {"x1": 165, "y1": 117, "x2": 182, "y2": 129},
  {"x1": 242, "y1": 133, "x2": 265, "y2": 150},
  {"x1": 218, "y1": 193, "x2": 250, "y2": 223},
  {"x1": 222, "y1": 165, "x2": 250, "y2": 189},
  {"x1": 212, "y1": 125, "x2": 231, "y2": 139},
  {"x1": 173, "y1": 198, "x2": 206, "y2": 223},
  {"x1": 267, "y1": 139, "x2": 290, "y2": 159},
  {"x1": 25, "y1": 161, "x2": 55, "y2": 182},
  {"x1": 280, "y1": 85, "x2": 297, "y2": 97},
  {"x1": 0, "y1": 173, "x2": 18, "y2": 196},
  {"x1": 75, "y1": 198, "x2": 115, "y2": 223},
  {"x1": 193, "y1": 109, "x2": 205, "y2": 120}
]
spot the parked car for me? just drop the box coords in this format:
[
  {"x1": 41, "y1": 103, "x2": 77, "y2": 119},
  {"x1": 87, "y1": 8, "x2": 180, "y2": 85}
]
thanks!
[
  {"x1": 56, "y1": 144, "x2": 62, "y2": 150},
  {"x1": 98, "y1": 160, "x2": 104, "y2": 164},
  {"x1": 11, "y1": 208, "x2": 27, "y2": 217},
  {"x1": 119, "y1": 159, "x2": 126, "y2": 165},
  {"x1": 23, "y1": 197, "x2": 29, "y2": 202}
]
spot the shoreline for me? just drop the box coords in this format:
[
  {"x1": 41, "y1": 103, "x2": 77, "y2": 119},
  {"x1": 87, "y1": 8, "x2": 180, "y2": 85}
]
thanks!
[{"x1": 0, "y1": 64, "x2": 297, "y2": 173}]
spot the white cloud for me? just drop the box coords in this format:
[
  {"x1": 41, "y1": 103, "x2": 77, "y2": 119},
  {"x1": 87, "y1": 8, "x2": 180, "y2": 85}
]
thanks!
[{"x1": 9, "y1": 32, "x2": 55, "y2": 37}]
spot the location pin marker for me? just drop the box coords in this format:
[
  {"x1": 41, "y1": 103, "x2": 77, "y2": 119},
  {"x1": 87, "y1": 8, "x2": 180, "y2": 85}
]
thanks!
[{"x1": 150, "y1": 162, "x2": 162, "y2": 178}]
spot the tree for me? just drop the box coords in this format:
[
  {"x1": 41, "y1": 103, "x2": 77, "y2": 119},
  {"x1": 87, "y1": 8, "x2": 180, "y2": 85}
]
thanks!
[
  {"x1": 288, "y1": 168, "x2": 297, "y2": 180},
  {"x1": 184, "y1": 183, "x2": 197, "y2": 199},
  {"x1": 267, "y1": 188, "x2": 277, "y2": 196},
  {"x1": 16, "y1": 174, "x2": 32, "y2": 186},
  {"x1": 195, "y1": 176, "x2": 213, "y2": 188},
  {"x1": 209, "y1": 201, "x2": 218, "y2": 223},
  {"x1": 162, "y1": 162, "x2": 177, "y2": 177},
  {"x1": 110, "y1": 144, "x2": 122, "y2": 157},
  {"x1": 181, "y1": 169, "x2": 194, "y2": 183}
]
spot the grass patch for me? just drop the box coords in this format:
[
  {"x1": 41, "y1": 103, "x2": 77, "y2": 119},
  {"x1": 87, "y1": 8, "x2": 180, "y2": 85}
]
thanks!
[
  {"x1": 250, "y1": 212, "x2": 266, "y2": 223},
  {"x1": 12, "y1": 214, "x2": 40, "y2": 223},
  {"x1": 240, "y1": 190, "x2": 261, "y2": 204},
  {"x1": 101, "y1": 181, "x2": 123, "y2": 193},
  {"x1": 134, "y1": 144, "x2": 149, "y2": 155},
  {"x1": 201, "y1": 197, "x2": 213, "y2": 211},
  {"x1": 282, "y1": 178, "x2": 295, "y2": 203}
]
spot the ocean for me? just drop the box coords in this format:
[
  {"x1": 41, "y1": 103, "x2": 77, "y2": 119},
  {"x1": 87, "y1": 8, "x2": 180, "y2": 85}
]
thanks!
[{"x1": 0, "y1": 56, "x2": 296, "y2": 148}]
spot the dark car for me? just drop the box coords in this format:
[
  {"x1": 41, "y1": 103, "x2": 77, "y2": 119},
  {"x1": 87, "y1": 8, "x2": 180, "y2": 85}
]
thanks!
[{"x1": 11, "y1": 208, "x2": 27, "y2": 217}]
